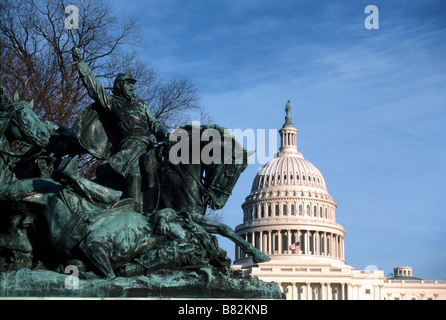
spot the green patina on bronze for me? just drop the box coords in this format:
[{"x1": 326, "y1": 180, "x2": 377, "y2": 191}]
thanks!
[{"x1": 0, "y1": 49, "x2": 280, "y2": 298}]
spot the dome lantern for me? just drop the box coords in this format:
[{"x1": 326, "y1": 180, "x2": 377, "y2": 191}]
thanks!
[{"x1": 278, "y1": 100, "x2": 300, "y2": 157}]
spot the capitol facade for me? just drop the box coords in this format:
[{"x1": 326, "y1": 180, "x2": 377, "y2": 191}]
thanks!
[{"x1": 233, "y1": 101, "x2": 446, "y2": 300}]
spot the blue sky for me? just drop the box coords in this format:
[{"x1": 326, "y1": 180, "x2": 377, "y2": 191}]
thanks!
[{"x1": 108, "y1": 0, "x2": 446, "y2": 280}]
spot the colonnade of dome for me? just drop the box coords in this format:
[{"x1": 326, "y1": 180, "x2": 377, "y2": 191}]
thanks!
[{"x1": 235, "y1": 227, "x2": 345, "y2": 261}]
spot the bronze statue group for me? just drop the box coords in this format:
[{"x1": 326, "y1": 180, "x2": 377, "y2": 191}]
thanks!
[{"x1": 0, "y1": 48, "x2": 269, "y2": 281}]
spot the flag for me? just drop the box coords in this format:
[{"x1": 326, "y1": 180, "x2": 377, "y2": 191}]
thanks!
[{"x1": 289, "y1": 241, "x2": 300, "y2": 251}]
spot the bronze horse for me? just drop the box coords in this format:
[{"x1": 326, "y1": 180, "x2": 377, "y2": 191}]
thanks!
[{"x1": 0, "y1": 90, "x2": 50, "y2": 185}]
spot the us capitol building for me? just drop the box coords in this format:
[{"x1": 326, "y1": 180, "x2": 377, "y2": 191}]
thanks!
[{"x1": 233, "y1": 101, "x2": 446, "y2": 300}]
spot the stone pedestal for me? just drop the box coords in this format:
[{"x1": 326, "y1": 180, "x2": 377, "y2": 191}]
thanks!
[{"x1": 0, "y1": 268, "x2": 282, "y2": 299}]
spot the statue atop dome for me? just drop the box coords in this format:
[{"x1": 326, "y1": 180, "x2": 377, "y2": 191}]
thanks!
[{"x1": 283, "y1": 100, "x2": 294, "y2": 128}]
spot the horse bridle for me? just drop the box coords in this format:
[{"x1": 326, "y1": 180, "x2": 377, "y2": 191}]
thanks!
[
  {"x1": 170, "y1": 161, "x2": 235, "y2": 216},
  {"x1": 0, "y1": 103, "x2": 45, "y2": 161}
]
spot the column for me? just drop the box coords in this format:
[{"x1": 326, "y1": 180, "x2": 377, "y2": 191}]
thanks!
[
  {"x1": 278, "y1": 230, "x2": 282, "y2": 254},
  {"x1": 378, "y1": 285, "x2": 383, "y2": 300},
  {"x1": 341, "y1": 283, "x2": 345, "y2": 300},
  {"x1": 328, "y1": 234, "x2": 332, "y2": 257},
  {"x1": 305, "y1": 230, "x2": 309, "y2": 254},
  {"x1": 287, "y1": 229, "x2": 291, "y2": 254},
  {"x1": 259, "y1": 231, "x2": 263, "y2": 252},
  {"x1": 338, "y1": 236, "x2": 341, "y2": 258},
  {"x1": 311, "y1": 232, "x2": 315, "y2": 255},
  {"x1": 306, "y1": 283, "x2": 311, "y2": 300},
  {"x1": 335, "y1": 235, "x2": 339, "y2": 258},
  {"x1": 292, "y1": 283, "x2": 297, "y2": 300},
  {"x1": 268, "y1": 230, "x2": 272, "y2": 254},
  {"x1": 332, "y1": 234, "x2": 336, "y2": 257},
  {"x1": 326, "y1": 232, "x2": 329, "y2": 256},
  {"x1": 309, "y1": 230, "x2": 313, "y2": 255},
  {"x1": 333, "y1": 235, "x2": 336, "y2": 257},
  {"x1": 347, "y1": 283, "x2": 352, "y2": 300},
  {"x1": 327, "y1": 283, "x2": 331, "y2": 300},
  {"x1": 324, "y1": 232, "x2": 328, "y2": 256},
  {"x1": 297, "y1": 230, "x2": 301, "y2": 254},
  {"x1": 321, "y1": 283, "x2": 326, "y2": 300}
]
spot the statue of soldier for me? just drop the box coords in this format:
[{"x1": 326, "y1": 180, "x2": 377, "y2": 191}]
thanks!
[{"x1": 71, "y1": 47, "x2": 170, "y2": 212}]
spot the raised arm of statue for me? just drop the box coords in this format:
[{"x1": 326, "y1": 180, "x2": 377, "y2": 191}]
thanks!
[{"x1": 71, "y1": 47, "x2": 113, "y2": 112}]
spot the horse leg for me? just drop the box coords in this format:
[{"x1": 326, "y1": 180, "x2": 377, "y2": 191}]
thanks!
[{"x1": 190, "y1": 213, "x2": 270, "y2": 263}]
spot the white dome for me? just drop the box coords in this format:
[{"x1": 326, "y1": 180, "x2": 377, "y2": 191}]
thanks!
[
  {"x1": 251, "y1": 153, "x2": 328, "y2": 193},
  {"x1": 234, "y1": 101, "x2": 345, "y2": 268}
]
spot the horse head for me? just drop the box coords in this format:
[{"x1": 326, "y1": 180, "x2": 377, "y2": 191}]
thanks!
[
  {"x1": 9, "y1": 100, "x2": 50, "y2": 148},
  {"x1": 143, "y1": 124, "x2": 254, "y2": 215},
  {"x1": 198, "y1": 125, "x2": 254, "y2": 211}
]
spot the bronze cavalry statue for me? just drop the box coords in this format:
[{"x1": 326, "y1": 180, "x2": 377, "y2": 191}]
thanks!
[{"x1": 0, "y1": 49, "x2": 279, "y2": 298}]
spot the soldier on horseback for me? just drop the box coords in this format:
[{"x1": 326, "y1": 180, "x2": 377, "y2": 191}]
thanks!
[{"x1": 71, "y1": 47, "x2": 170, "y2": 212}]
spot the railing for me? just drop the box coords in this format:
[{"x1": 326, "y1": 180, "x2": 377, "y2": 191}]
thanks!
[
  {"x1": 386, "y1": 279, "x2": 446, "y2": 285},
  {"x1": 236, "y1": 217, "x2": 345, "y2": 230},
  {"x1": 258, "y1": 267, "x2": 348, "y2": 274}
]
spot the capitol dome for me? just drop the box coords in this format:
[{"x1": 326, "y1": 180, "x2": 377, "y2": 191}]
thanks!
[
  {"x1": 232, "y1": 101, "x2": 446, "y2": 301},
  {"x1": 251, "y1": 151, "x2": 328, "y2": 193},
  {"x1": 251, "y1": 101, "x2": 328, "y2": 194},
  {"x1": 234, "y1": 101, "x2": 345, "y2": 268}
]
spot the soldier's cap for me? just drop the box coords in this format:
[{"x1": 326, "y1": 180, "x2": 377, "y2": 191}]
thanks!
[{"x1": 114, "y1": 73, "x2": 137, "y2": 85}]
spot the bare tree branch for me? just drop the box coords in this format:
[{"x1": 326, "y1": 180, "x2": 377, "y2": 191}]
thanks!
[{"x1": 0, "y1": 0, "x2": 211, "y2": 179}]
